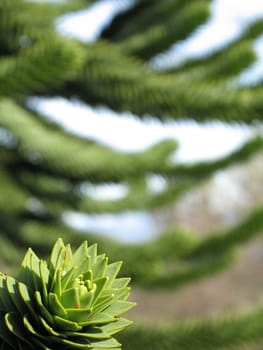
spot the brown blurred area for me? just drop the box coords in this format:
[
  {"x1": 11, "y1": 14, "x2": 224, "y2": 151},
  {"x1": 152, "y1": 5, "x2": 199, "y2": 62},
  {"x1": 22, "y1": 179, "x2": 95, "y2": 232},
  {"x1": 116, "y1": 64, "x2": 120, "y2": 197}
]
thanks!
[{"x1": 128, "y1": 153, "x2": 263, "y2": 334}]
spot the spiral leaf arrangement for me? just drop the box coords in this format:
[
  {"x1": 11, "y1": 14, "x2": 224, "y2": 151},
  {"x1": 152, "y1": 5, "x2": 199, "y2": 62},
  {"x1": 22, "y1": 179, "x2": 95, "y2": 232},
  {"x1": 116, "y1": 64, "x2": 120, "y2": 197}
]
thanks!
[{"x1": 0, "y1": 238, "x2": 135, "y2": 349}]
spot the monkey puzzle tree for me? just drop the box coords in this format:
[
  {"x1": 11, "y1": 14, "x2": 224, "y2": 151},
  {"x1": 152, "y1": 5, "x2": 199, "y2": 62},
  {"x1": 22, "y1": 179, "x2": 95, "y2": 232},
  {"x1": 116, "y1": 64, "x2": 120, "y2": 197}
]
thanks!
[{"x1": 1, "y1": 0, "x2": 263, "y2": 349}]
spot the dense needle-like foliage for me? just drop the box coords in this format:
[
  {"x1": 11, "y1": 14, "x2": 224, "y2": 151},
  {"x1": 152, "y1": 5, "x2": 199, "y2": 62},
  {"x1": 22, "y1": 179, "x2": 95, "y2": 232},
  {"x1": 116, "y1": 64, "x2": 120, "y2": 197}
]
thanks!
[
  {"x1": 0, "y1": 238, "x2": 135, "y2": 349},
  {"x1": 1, "y1": 0, "x2": 263, "y2": 349}
]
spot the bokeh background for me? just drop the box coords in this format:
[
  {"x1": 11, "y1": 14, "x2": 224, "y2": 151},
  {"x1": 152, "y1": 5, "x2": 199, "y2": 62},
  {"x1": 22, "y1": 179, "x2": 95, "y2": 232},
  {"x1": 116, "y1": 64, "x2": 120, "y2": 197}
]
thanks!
[{"x1": 2, "y1": 0, "x2": 263, "y2": 349}]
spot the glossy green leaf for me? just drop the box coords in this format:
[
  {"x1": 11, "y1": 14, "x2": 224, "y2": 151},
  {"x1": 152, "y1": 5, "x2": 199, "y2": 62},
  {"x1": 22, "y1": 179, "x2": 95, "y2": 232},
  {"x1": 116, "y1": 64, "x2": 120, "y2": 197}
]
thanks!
[
  {"x1": 101, "y1": 318, "x2": 133, "y2": 335},
  {"x1": 34, "y1": 291, "x2": 54, "y2": 326},
  {"x1": 48, "y1": 292, "x2": 67, "y2": 318},
  {"x1": 39, "y1": 316, "x2": 61, "y2": 337},
  {"x1": 0, "y1": 311, "x2": 18, "y2": 348},
  {"x1": 30, "y1": 249, "x2": 42, "y2": 291},
  {"x1": 93, "y1": 293, "x2": 115, "y2": 313},
  {"x1": 5, "y1": 313, "x2": 31, "y2": 346},
  {"x1": 93, "y1": 277, "x2": 108, "y2": 304},
  {"x1": 67, "y1": 326, "x2": 110, "y2": 339},
  {"x1": 18, "y1": 249, "x2": 36, "y2": 290},
  {"x1": 89, "y1": 337, "x2": 121, "y2": 349},
  {"x1": 48, "y1": 240, "x2": 66, "y2": 291},
  {"x1": 0, "y1": 238, "x2": 134, "y2": 348},
  {"x1": 67, "y1": 307, "x2": 93, "y2": 323},
  {"x1": 64, "y1": 243, "x2": 73, "y2": 264},
  {"x1": 17, "y1": 282, "x2": 39, "y2": 323},
  {"x1": 0, "y1": 274, "x2": 15, "y2": 311},
  {"x1": 81, "y1": 313, "x2": 116, "y2": 326},
  {"x1": 94, "y1": 288, "x2": 130, "y2": 314},
  {"x1": 53, "y1": 267, "x2": 62, "y2": 299},
  {"x1": 104, "y1": 262, "x2": 123, "y2": 287},
  {"x1": 61, "y1": 287, "x2": 80, "y2": 309},
  {"x1": 58, "y1": 338, "x2": 92, "y2": 349},
  {"x1": 92, "y1": 255, "x2": 108, "y2": 279},
  {"x1": 87, "y1": 244, "x2": 97, "y2": 266},
  {"x1": 65, "y1": 241, "x2": 89, "y2": 273},
  {"x1": 23, "y1": 314, "x2": 51, "y2": 349},
  {"x1": 69, "y1": 257, "x2": 90, "y2": 283},
  {"x1": 6, "y1": 276, "x2": 27, "y2": 315},
  {"x1": 61, "y1": 265, "x2": 78, "y2": 290},
  {"x1": 39, "y1": 260, "x2": 49, "y2": 302},
  {"x1": 48, "y1": 238, "x2": 65, "y2": 274},
  {"x1": 53, "y1": 315, "x2": 82, "y2": 331},
  {"x1": 79, "y1": 288, "x2": 95, "y2": 309},
  {"x1": 111, "y1": 278, "x2": 131, "y2": 289},
  {"x1": 104, "y1": 301, "x2": 136, "y2": 316}
]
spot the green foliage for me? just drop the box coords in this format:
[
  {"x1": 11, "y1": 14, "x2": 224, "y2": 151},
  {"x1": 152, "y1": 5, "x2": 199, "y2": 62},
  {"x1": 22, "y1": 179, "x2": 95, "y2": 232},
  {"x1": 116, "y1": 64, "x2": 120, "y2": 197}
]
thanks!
[
  {"x1": 120, "y1": 307, "x2": 263, "y2": 350},
  {"x1": 1, "y1": 0, "x2": 263, "y2": 349},
  {"x1": 0, "y1": 238, "x2": 135, "y2": 349}
]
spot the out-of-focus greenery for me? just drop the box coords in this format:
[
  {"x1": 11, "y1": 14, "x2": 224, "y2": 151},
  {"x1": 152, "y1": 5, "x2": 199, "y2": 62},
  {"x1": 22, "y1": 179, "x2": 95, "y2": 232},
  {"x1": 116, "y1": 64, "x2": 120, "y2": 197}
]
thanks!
[{"x1": 1, "y1": 1, "x2": 263, "y2": 349}]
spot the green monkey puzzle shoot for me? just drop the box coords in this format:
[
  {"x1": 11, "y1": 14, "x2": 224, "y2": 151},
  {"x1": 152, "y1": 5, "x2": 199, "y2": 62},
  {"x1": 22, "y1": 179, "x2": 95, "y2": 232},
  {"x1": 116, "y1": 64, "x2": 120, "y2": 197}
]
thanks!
[{"x1": 0, "y1": 238, "x2": 135, "y2": 349}]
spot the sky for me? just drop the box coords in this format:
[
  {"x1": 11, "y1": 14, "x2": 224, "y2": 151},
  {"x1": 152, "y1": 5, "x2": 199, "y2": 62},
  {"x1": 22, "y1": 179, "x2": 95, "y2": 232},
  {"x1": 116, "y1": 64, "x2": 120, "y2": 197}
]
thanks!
[{"x1": 29, "y1": 0, "x2": 263, "y2": 242}]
